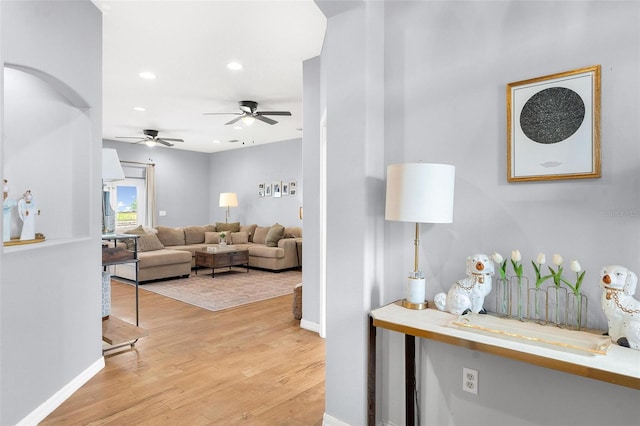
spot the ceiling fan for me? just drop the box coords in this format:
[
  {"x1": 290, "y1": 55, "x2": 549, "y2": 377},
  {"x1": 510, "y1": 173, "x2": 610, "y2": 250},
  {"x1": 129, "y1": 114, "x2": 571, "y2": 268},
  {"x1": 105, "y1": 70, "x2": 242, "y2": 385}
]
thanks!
[
  {"x1": 204, "y1": 100, "x2": 291, "y2": 125},
  {"x1": 115, "y1": 129, "x2": 184, "y2": 147}
]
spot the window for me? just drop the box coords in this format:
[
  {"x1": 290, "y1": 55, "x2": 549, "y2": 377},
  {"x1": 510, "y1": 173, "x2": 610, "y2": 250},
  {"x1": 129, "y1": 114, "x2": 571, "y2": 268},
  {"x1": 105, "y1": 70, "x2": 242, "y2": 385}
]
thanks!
[{"x1": 115, "y1": 178, "x2": 146, "y2": 229}]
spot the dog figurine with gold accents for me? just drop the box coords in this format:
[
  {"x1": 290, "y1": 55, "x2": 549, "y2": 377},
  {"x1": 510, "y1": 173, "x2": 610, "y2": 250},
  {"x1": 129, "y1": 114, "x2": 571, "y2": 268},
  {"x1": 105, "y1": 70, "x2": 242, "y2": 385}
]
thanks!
[
  {"x1": 435, "y1": 254, "x2": 494, "y2": 315},
  {"x1": 600, "y1": 265, "x2": 640, "y2": 350}
]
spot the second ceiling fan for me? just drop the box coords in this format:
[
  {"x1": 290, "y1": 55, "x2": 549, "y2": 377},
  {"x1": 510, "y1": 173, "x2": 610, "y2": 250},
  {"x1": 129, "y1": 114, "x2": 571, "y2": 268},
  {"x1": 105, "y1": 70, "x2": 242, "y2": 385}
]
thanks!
[{"x1": 204, "y1": 100, "x2": 291, "y2": 125}]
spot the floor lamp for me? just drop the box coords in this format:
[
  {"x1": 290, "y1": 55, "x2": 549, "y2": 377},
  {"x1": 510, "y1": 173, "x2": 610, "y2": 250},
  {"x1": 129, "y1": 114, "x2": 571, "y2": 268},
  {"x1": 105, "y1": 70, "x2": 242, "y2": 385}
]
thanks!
[
  {"x1": 219, "y1": 192, "x2": 238, "y2": 223},
  {"x1": 385, "y1": 163, "x2": 455, "y2": 309},
  {"x1": 102, "y1": 148, "x2": 125, "y2": 234}
]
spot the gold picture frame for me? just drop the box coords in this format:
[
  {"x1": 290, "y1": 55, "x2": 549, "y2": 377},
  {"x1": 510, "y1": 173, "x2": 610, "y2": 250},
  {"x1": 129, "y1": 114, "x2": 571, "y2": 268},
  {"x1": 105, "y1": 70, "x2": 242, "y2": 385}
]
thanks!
[{"x1": 507, "y1": 65, "x2": 601, "y2": 182}]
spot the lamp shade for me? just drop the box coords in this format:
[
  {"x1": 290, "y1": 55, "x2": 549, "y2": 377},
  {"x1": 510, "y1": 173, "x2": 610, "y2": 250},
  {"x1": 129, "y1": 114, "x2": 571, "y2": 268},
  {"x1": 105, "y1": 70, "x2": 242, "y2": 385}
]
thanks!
[
  {"x1": 102, "y1": 148, "x2": 125, "y2": 182},
  {"x1": 385, "y1": 163, "x2": 455, "y2": 223},
  {"x1": 219, "y1": 192, "x2": 238, "y2": 207}
]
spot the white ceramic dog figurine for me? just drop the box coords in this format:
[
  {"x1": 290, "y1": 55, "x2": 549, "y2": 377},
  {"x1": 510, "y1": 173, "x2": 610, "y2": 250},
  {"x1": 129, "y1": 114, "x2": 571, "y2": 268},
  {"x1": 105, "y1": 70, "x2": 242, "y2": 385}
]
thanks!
[
  {"x1": 600, "y1": 265, "x2": 640, "y2": 350},
  {"x1": 435, "y1": 254, "x2": 494, "y2": 315}
]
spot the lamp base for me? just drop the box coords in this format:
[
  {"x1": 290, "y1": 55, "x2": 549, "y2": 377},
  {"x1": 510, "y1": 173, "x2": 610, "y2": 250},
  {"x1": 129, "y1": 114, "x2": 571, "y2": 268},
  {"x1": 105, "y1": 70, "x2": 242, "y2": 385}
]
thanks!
[{"x1": 401, "y1": 299, "x2": 429, "y2": 310}]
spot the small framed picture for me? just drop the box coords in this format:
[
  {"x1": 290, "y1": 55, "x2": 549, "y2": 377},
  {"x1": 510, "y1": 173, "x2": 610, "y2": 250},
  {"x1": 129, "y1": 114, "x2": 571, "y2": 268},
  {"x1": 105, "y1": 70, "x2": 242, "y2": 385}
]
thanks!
[
  {"x1": 265, "y1": 184, "x2": 272, "y2": 197},
  {"x1": 290, "y1": 181, "x2": 297, "y2": 189},
  {"x1": 258, "y1": 191, "x2": 265, "y2": 198},
  {"x1": 258, "y1": 183, "x2": 265, "y2": 190},
  {"x1": 290, "y1": 188, "x2": 296, "y2": 196},
  {"x1": 273, "y1": 181, "x2": 282, "y2": 198},
  {"x1": 282, "y1": 182, "x2": 289, "y2": 196}
]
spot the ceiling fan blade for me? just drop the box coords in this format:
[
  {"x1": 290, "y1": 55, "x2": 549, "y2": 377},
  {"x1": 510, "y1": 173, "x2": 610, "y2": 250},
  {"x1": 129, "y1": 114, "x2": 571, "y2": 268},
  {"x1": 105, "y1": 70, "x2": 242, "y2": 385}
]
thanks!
[
  {"x1": 158, "y1": 138, "x2": 184, "y2": 142},
  {"x1": 156, "y1": 139, "x2": 174, "y2": 147},
  {"x1": 255, "y1": 115, "x2": 278, "y2": 125},
  {"x1": 203, "y1": 112, "x2": 242, "y2": 116},
  {"x1": 256, "y1": 111, "x2": 291, "y2": 116},
  {"x1": 116, "y1": 136, "x2": 147, "y2": 140},
  {"x1": 225, "y1": 116, "x2": 243, "y2": 125}
]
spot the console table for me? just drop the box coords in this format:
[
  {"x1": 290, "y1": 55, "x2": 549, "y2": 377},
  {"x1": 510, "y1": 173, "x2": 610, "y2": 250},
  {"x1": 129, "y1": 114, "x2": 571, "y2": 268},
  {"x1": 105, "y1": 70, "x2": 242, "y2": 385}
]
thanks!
[{"x1": 368, "y1": 301, "x2": 640, "y2": 426}]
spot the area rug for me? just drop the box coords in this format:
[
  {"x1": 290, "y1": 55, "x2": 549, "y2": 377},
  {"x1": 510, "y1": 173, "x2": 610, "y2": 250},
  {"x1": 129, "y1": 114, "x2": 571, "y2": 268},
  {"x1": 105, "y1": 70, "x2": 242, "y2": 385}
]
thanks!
[{"x1": 128, "y1": 268, "x2": 301, "y2": 312}]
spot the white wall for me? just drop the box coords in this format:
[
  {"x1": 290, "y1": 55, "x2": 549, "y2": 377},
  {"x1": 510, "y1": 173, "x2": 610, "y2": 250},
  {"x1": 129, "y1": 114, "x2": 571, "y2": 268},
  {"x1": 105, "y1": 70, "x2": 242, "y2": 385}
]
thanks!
[
  {"x1": 208, "y1": 139, "x2": 303, "y2": 227},
  {"x1": 1, "y1": 1, "x2": 103, "y2": 424},
  {"x1": 318, "y1": 1, "x2": 640, "y2": 425}
]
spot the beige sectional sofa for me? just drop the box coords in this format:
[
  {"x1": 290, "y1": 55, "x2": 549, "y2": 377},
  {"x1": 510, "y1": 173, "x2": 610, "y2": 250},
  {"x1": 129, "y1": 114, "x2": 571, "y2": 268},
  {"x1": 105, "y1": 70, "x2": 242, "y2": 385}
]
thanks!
[{"x1": 110, "y1": 222, "x2": 302, "y2": 283}]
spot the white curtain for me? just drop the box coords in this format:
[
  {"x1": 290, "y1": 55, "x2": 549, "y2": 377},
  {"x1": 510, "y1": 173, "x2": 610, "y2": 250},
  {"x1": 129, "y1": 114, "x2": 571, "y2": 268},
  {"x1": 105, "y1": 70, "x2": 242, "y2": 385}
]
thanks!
[{"x1": 145, "y1": 164, "x2": 156, "y2": 227}]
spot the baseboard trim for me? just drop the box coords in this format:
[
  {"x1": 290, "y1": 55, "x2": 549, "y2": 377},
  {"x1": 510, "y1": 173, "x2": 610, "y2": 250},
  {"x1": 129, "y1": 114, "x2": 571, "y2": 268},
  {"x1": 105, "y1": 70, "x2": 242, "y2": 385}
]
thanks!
[
  {"x1": 300, "y1": 318, "x2": 321, "y2": 334},
  {"x1": 323, "y1": 412, "x2": 351, "y2": 426},
  {"x1": 17, "y1": 356, "x2": 105, "y2": 426}
]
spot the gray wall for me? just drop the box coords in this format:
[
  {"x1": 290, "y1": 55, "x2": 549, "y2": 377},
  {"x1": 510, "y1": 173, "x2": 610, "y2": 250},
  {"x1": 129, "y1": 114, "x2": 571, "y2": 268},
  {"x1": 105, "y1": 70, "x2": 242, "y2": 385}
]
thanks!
[
  {"x1": 103, "y1": 139, "x2": 211, "y2": 227},
  {"x1": 1, "y1": 1, "x2": 103, "y2": 424},
  {"x1": 318, "y1": 1, "x2": 640, "y2": 425},
  {"x1": 208, "y1": 139, "x2": 303, "y2": 227}
]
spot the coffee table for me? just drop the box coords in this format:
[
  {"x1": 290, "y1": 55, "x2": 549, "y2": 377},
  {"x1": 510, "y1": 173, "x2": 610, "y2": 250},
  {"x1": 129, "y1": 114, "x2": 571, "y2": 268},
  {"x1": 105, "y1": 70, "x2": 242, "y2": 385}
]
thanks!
[{"x1": 194, "y1": 246, "x2": 249, "y2": 278}]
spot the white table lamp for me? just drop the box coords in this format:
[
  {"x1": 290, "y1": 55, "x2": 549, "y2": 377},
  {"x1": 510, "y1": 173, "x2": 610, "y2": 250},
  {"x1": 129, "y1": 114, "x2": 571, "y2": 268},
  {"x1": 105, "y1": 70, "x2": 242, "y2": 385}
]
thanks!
[
  {"x1": 219, "y1": 192, "x2": 238, "y2": 223},
  {"x1": 385, "y1": 163, "x2": 455, "y2": 309}
]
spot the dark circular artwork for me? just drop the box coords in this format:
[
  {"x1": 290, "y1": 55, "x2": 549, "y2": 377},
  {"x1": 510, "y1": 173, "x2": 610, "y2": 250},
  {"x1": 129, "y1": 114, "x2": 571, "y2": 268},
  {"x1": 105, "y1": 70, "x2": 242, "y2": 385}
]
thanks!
[{"x1": 519, "y1": 87, "x2": 585, "y2": 144}]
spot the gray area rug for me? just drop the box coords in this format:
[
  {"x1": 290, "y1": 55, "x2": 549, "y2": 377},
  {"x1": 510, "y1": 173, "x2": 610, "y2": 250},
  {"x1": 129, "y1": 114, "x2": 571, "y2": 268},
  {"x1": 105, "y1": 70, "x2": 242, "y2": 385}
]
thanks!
[{"x1": 131, "y1": 268, "x2": 302, "y2": 312}]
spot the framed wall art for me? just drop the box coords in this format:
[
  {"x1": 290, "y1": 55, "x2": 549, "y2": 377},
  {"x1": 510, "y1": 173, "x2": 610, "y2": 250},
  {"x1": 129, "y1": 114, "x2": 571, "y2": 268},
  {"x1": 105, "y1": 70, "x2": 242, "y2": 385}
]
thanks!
[
  {"x1": 273, "y1": 181, "x2": 282, "y2": 198},
  {"x1": 506, "y1": 65, "x2": 601, "y2": 182},
  {"x1": 265, "y1": 183, "x2": 272, "y2": 197},
  {"x1": 258, "y1": 183, "x2": 265, "y2": 198},
  {"x1": 282, "y1": 182, "x2": 289, "y2": 196}
]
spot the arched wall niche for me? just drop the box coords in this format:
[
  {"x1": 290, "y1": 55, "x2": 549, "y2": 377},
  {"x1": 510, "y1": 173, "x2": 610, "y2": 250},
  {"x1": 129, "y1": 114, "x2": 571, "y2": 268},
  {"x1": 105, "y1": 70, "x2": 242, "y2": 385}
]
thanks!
[{"x1": 3, "y1": 64, "x2": 92, "y2": 243}]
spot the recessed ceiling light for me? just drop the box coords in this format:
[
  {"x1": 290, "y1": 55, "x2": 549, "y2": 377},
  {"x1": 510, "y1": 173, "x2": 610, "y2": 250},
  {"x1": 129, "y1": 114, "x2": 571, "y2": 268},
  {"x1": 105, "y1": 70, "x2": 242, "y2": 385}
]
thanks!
[
  {"x1": 133, "y1": 106, "x2": 146, "y2": 112},
  {"x1": 138, "y1": 71, "x2": 156, "y2": 80},
  {"x1": 212, "y1": 140, "x2": 221, "y2": 144},
  {"x1": 226, "y1": 62, "x2": 243, "y2": 71},
  {"x1": 233, "y1": 125, "x2": 242, "y2": 130}
]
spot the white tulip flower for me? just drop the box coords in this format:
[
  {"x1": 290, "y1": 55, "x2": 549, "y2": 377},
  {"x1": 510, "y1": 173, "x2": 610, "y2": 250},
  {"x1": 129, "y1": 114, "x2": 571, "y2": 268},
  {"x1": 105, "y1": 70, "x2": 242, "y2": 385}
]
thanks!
[
  {"x1": 511, "y1": 249, "x2": 521, "y2": 262},
  {"x1": 491, "y1": 252, "x2": 504, "y2": 264},
  {"x1": 552, "y1": 254, "x2": 563, "y2": 266},
  {"x1": 537, "y1": 253, "x2": 546, "y2": 265},
  {"x1": 570, "y1": 260, "x2": 581, "y2": 273}
]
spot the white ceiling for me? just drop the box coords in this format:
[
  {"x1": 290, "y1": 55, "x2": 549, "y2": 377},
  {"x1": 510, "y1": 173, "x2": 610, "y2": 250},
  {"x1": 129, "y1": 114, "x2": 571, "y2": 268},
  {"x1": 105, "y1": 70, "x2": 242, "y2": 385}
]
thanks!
[{"x1": 95, "y1": 0, "x2": 326, "y2": 153}]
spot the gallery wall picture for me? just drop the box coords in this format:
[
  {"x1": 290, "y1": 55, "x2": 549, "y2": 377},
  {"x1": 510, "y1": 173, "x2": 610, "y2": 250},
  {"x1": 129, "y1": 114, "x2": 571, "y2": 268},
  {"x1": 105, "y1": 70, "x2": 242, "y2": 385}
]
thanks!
[
  {"x1": 282, "y1": 182, "x2": 289, "y2": 196},
  {"x1": 265, "y1": 183, "x2": 272, "y2": 197},
  {"x1": 258, "y1": 183, "x2": 265, "y2": 197},
  {"x1": 290, "y1": 188, "x2": 296, "y2": 196},
  {"x1": 273, "y1": 181, "x2": 282, "y2": 198},
  {"x1": 506, "y1": 65, "x2": 601, "y2": 182},
  {"x1": 290, "y1": 181, "x2": 297, "y2": 189}
]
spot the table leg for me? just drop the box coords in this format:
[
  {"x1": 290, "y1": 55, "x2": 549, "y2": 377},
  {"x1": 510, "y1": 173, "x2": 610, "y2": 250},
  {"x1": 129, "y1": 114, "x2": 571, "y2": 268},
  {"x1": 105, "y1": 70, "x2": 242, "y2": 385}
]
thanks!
[{"x1": 405, "y1": 334, "x2": 416, "y2": 426}]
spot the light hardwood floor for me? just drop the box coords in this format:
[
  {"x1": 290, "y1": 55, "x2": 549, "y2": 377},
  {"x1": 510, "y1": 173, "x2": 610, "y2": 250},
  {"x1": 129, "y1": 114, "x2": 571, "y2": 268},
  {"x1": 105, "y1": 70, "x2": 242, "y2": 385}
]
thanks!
[{"x1": 42, "y1": 280, "x2": 325, "y2": 425}]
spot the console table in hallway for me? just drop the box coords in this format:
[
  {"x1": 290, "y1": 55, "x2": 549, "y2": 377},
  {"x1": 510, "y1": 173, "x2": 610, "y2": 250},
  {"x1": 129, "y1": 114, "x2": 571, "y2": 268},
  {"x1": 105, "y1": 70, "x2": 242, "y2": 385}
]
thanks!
[{"x1": 368, "y1": 301, "x2": 640, "y2": 426}]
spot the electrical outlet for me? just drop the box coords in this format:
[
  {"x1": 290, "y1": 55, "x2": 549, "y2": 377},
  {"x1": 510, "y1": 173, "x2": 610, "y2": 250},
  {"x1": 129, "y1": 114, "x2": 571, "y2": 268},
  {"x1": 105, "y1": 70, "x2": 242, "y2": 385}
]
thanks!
[{"x1": 463, "y1": 367, "x2": 478, "y2": 395}]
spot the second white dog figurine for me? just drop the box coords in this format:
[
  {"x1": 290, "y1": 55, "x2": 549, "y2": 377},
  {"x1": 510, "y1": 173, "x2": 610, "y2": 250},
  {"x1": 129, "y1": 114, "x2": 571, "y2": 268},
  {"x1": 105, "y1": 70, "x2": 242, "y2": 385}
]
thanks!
[
  {"x1": 435, "y1": 254, "x2": 494, "y2": 315},
  {"x1": 600, "y1": 265, "x2": 640, "y2": 350}
]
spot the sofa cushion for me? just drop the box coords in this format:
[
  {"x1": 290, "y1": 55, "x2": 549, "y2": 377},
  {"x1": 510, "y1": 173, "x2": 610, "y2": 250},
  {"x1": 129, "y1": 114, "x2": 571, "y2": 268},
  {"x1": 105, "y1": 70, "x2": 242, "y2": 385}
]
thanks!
[
  {"x1": 216, "y1": 222, "x2": 240, "y2": 232},
  {"x1": 184, "y1": 225, "x2": 207, "y2": 244},
  {"x1": 204, "y1": 231, "x2": 221, "y2": 244},
  {"x1": 240, "y1": 224, "x2": 258, "y2": 242},
  {"x1": 248, "y1": 245, "x2": 285, "y2": 259},
  {"x1": 265, "y1": 223, "x2": 285, "y2": 247},
  {"x1": 123, "y1": 225, "x2": 149, "y2": 249},
  {"x1": 137, "y1": 233, "x2": 165, "y2": 252},
  {"x1": 204, "y1": 224, "x2": 216, "y2": 232},
  {"x1": 284, "y1": 227, "x2": 302, "y2": 238},
  {"x1": 156, "y1": 226, "x2": 186, "y2": 246},
  {"x1": 231, "y1": 231, "x2": 249, "y2": 244},
  {"x1": 253, "y1": 226, "x2": 270, "y2": 245},
  {"x1": 137, "y1": 249, "x2": 192, "y2": 268}
]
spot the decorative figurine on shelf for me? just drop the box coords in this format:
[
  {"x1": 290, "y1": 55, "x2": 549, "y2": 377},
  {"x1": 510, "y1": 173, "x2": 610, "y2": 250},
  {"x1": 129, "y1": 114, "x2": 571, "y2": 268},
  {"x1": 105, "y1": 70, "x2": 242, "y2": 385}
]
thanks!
[
  {"x1": 600, "y1": 265, "x2": 640, "y2": 350},
  {"x1": 3, "y1": 179, "x2": 17, "y2": 242},
  {"x1": 18, "y1": 190, "x2": 38, "y2": 240},
  {"x1": 435, "y1": 253, "x2": 495, "y2": 315}
]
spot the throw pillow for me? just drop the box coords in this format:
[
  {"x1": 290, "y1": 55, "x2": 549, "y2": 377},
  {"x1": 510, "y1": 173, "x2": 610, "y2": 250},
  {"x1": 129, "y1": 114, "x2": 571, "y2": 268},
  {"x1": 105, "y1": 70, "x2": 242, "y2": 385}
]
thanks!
[
  {"x1": 204, "y1": 231, "x2": 220, "y2": 244},
  {"x1": 230, "y1": 231, "x2": 249, "y2": 244},
  {"x1": 216, "y1": 222, "x2": 240, "y2": 232},
  {"x1": 155, "y1": 226, "x2": 186, "y2": 246},
  {"x1": 204, "y1": 224, "x2": 216, "y2": 232},
  {"x1": 137, "y1": 233, "x2": 165, "y2": 252},
  {"x1": 265, "y1": 223, "x2": 285, "y2": 247},
  {"x1": 252, "y1": 226, "x2": 270, "y2": 245},
  {"x1": 124, "y1": 225, "x2": 148, "y2": 250},
  {"x1": 240, "y1": 224, "x2": 257, "y2": 242},
  {"x1": 284, "y1": 227, "x2": 302, "y2": 238},
  {"x1": 184, "y1": 225, "x2": 206, "y2": 244}
]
